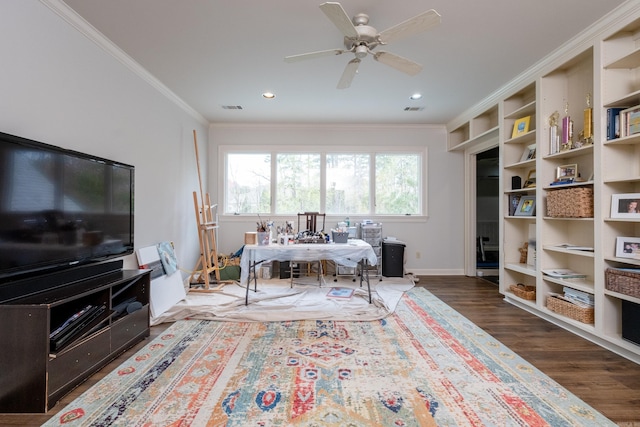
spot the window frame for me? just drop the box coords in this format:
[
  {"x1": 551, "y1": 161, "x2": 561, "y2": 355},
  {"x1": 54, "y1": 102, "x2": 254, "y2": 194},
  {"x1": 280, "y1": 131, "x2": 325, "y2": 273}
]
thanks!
[{"x1": 218, "y1": 145, "x2": 428, "y2": 218}]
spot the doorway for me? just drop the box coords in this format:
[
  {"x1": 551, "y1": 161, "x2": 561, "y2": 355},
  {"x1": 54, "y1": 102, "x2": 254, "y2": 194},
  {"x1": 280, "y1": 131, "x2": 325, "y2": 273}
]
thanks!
[{"x1": 475, "y1": 147, "x2": 499, "y2": 283}]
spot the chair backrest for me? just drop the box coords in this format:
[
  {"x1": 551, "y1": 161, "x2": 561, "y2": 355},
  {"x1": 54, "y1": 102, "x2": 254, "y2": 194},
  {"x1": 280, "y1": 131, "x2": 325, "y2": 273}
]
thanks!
[{"x1": 298, "y1": 212, "x2": 326, "y2": 233}]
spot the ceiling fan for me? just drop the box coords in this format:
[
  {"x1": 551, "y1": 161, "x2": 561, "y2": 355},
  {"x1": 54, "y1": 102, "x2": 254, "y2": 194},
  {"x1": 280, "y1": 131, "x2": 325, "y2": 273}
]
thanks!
[{"x1": 284, "y1": 2, "x2": 441, "y2": 89}]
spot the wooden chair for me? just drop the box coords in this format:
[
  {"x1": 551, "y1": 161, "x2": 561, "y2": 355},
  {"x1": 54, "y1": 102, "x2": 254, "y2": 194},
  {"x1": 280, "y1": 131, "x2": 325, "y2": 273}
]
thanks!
[
  {"x1": 291, "y1": 212, "x2": 326, "y2": 286},
  {"x1": 298, "y1": 212, "x2": 326, "y2": 233}
]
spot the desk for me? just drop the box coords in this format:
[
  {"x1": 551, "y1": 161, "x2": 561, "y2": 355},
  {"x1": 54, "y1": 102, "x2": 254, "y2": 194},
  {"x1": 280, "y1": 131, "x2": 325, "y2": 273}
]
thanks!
[{"x1": 240, "y1": 239, "x2": 377, "y2": 304}]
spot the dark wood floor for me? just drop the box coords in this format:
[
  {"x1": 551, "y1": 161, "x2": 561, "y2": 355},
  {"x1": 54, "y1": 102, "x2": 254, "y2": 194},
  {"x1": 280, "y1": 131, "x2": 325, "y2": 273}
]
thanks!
[
  {"x1": 2, "y1": 276, "x2": 639, "y2": 425},
  {"x1": 418, "y1": 276, "x2": 640, "y2": 426}
]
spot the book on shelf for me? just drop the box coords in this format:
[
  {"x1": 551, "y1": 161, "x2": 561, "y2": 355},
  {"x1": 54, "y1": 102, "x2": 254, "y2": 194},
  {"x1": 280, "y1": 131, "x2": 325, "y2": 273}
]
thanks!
[
  {"x1": 562, "y1": 286, "x2": 594, "y2": 305},
  {"x1": 551, "y1": 243, "x2": 594, "y2": 252},
  {"x1": 607, "y1": 107, "x2": 625, "y2": 140},
  {"x1": 619, "y1": 105, "x2": 640, "y2": 138},
  {"x1": 629, "y1": 107, "x2": 640, "y2": 136},
  {"x1": 50, "y1": 304, "x2": 106, "y2": 351},
  {"x1": 49, "y1": 304, "x2": 93, "y2": 339},
  {"x1": 542, "y1": 269, "x2": 587, "y2": 279},
  {"x1": 549, "y1": 178, "x2": 575, "y2": 186}
]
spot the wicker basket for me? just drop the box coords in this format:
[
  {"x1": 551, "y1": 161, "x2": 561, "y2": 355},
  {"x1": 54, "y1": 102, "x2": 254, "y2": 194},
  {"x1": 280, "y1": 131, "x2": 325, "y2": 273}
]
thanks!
[
  {"x1": 509, "y1": 283, "x2": 536, "y2": 300},
  {"x1": 605, "y1": 268, "x2": 640, "y2": 298},
  {"x1": 546, "y1": 187, "x2": 594, "y2": 218},
  {"x1": 546, "y1": 295, "x2": 594, "y2": 324}
]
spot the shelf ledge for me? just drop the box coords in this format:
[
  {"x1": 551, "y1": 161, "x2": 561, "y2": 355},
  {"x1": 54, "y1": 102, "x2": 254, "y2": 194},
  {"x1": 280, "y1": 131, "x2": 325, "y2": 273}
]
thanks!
[
  {"x1": 504, "y1": 262, "x2": 536, "y2": 276},
  {"x1": 543, "y1": 245, "x2": 594, "y2": 257}
]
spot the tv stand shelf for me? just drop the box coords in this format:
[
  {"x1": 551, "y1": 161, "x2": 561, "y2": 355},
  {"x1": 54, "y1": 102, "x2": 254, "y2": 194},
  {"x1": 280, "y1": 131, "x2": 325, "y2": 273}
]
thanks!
[{"x1": 0, "y1": 262, "x2": 150, "y2": 413}]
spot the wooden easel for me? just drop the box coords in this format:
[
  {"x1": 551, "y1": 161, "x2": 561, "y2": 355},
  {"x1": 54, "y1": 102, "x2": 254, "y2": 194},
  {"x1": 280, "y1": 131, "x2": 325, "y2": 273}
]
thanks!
[{"x1": 189, "y1": 130, "x2": 229, "y2": 292}]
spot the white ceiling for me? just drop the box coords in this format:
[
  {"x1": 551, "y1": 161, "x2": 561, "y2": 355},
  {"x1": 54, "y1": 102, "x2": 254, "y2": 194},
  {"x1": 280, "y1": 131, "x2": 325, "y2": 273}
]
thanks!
[{"x1": 60, "y1": 0, "x2": 626, "y2": 125}]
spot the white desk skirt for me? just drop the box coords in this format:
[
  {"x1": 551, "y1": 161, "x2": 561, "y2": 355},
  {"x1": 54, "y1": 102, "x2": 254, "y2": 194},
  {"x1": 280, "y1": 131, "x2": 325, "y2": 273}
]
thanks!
[{"x1": 239, "y1": 238, "x2": 377, "y2": 284}]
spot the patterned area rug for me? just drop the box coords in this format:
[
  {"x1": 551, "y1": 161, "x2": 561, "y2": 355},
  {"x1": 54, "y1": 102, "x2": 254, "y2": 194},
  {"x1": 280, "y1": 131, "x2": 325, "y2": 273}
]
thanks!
[{"x1": 43, "y1": 287, "x2": 615, "y2": 426}]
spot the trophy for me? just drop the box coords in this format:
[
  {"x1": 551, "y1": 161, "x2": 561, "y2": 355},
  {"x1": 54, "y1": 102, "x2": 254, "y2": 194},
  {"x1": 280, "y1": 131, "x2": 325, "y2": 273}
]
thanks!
[
  {"x1": 582, "y1": 93, "x2": 593, "y2": 146},
  {"x1": 549, "y1": 111, "x2": 559, "y2": 154},
  {"x1": 561, "y1": 102, "x2": 573, "y2": 151}
]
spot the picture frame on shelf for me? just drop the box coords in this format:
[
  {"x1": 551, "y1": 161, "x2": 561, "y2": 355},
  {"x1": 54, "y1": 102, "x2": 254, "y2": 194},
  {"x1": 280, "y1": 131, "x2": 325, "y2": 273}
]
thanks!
[
  {"x1": 615, "y1": 236, "x2": 640, "y2": 259},
  {"x1": 509, "y1": 194, "x2": 522, "y2": 216},
  {"x1": 523, "y1": 169, "x2": 536, "y2": 188},
  {"x1": 611, "y1": 193, "x2": 640, "y2": 219},
  {"x1": 512, "y1": 116, "x2": 531, "y2": 138},
  {"x1": 556, "y1": 163, "x2": 578, "y2": 180},
  {"x1": 620, "y1": 105, "x2": 640, "y2": 137},
  {"x1": 519, "y1": 143, "x2": 536, "y2": 162},
  {"x1": 514, "y1": 195, "x2": 536, "y2": 216}
]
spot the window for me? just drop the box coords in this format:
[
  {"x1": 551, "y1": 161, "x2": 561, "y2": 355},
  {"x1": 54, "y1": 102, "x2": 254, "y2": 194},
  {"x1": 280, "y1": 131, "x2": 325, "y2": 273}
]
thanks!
[
  {"x1": 221, "y1": 147, "x2": 425, "y2": 216},
  {"x1": 225, "y1": 153, "x2": 271, "y2": 214},
  {"x1": 276, "y1": 153, "x2": 321, "y2": 213},
  {"x1": 326, "y1": 153, "x2": 370, "y2": 214},
  {"x1": 375, "y1": 154, "x2": 421, "y2": 215}
]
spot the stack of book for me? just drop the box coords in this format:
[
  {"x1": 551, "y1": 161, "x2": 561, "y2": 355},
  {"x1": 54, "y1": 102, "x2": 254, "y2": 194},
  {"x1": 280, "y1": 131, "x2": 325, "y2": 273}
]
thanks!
[
  {"x1": 542, "y1": 268, "x2": 587, "y2": 279},
  {"x1": 49, "y1": 304, "x2": 106, "y2": 352},
  {"x1": 562, "y1": 287, "x2": 594, "y2": 308}
]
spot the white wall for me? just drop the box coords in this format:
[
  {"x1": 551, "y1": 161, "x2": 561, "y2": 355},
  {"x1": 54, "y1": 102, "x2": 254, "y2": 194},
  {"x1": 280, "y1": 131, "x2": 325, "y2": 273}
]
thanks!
[
  {"x1": 209, "y1": 123, "x2": 465, "y2": 275},
  {"x1": 0, "y1": 2, "x2": 466, "y2": 278},
  {"x1": 0, "y1": 2, "x2": 207, "y2": 274}
]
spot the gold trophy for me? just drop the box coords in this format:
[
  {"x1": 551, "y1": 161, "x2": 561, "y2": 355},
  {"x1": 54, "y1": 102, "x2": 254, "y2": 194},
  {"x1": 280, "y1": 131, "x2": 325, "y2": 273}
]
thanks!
[{"x1": 582, "y1": 93, "x2": 593, "y2": 146}]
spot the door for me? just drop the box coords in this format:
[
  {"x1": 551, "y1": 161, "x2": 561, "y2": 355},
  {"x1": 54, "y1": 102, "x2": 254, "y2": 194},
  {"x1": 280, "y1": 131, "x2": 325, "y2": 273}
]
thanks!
[{"x1": 475, "y1": 147, "x2": 499, "y2": 281}]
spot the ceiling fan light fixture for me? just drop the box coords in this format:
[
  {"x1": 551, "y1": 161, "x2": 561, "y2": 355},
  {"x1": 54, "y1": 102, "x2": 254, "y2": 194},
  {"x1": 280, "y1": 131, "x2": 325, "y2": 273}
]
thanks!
[
  {"x1": 355, "y1": 45, "x2": 368, "y2": 59},
  {"x1": 410, "y1": 93, "x2": 423, "y2": 100},
  {"x1": 262, "y1": 92, "x2": 276, "y2": 99}
]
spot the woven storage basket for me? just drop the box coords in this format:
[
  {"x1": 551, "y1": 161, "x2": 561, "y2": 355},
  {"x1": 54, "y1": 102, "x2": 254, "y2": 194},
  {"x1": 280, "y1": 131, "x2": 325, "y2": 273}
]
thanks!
[
  {"x1": 546, "y1": 187, "x2": 594, "y2": 218},
  {"x1": 605, "y1": 268, "x2": 640, "y2": 298},
  {"x1": 546, "y1": 295, "x2": 594, "y2": 324},
  {"x1": 509, "y1": 284, "x2": 536, "y2": 300}
]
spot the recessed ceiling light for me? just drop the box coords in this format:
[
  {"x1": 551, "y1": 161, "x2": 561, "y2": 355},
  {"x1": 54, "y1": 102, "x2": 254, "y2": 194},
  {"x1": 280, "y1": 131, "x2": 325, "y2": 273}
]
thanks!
[
  {"x1": 262, "y1": 92, "x2": 276, "y2": 99},
  {"x1": 410, "y1": 93, "x2": 422, "y2": 100}
]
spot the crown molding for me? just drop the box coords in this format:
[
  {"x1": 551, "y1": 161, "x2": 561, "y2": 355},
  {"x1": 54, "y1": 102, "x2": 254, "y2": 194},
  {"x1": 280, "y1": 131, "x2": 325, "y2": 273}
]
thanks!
[{"x1": 40, "y1": 0, "x2": 209, "y2": 126}]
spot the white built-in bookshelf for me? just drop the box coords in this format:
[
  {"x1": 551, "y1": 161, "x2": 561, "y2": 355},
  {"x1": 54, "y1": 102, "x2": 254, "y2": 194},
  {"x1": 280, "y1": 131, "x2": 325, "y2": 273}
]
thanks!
[{"x1": 447, "y1": 5, "x2": 640, "y2": 364}]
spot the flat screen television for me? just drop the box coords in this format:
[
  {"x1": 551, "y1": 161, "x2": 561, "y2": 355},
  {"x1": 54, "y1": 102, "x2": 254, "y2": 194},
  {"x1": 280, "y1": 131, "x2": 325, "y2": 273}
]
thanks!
[{"x1": 0, "y1": 131, "x2": 134, "y2": 287}]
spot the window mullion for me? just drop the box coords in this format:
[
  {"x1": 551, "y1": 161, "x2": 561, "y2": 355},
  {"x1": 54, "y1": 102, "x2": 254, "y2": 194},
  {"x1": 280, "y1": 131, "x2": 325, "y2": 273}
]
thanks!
[
  {"x1": 320, "y1": 152, "x2": 326, "y2": 213},
  {"x1": 370, "y1": 153, "x2": 376, "y2": 215},
  {"x1": 270, "y1": 150, "x2": 277, "y2": 215}
]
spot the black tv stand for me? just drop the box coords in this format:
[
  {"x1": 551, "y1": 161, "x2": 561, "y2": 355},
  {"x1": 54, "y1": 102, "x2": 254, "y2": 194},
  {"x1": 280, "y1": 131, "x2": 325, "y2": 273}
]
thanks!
[{"x1": 0, "y1": 260, "x2": 150, "y2": 413}]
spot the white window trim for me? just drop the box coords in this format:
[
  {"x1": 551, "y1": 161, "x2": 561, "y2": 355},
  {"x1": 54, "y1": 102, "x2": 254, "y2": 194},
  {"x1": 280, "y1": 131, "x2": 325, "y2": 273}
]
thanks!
[{"x1": 218, "y1": 145, "x2": 428, "y2": 219}]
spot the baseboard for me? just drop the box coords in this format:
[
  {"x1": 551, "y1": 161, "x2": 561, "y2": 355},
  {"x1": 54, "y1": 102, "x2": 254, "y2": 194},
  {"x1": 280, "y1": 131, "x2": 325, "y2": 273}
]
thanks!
[{"x1": 406, "y1": 268, "x2": 465, "y2": 276}]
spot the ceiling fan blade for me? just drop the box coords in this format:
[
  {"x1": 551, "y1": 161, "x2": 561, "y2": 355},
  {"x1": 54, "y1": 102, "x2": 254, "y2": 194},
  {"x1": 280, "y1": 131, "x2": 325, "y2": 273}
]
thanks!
[
  {"x1": 319, "y1": 2, "x2": 358, "y2": 39},
  {"x1": 337, "y1": 58, "x2": 360, "y2": 89},
  {"x1": 373, "y1": 51, "x2": 422, "y2": 76},
  {"x1": 378, "y1": 9, "x2": 441, "y2": 45},
  {"x1": 284, "y1": 49, "x2": 346, "y2": 63}
]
